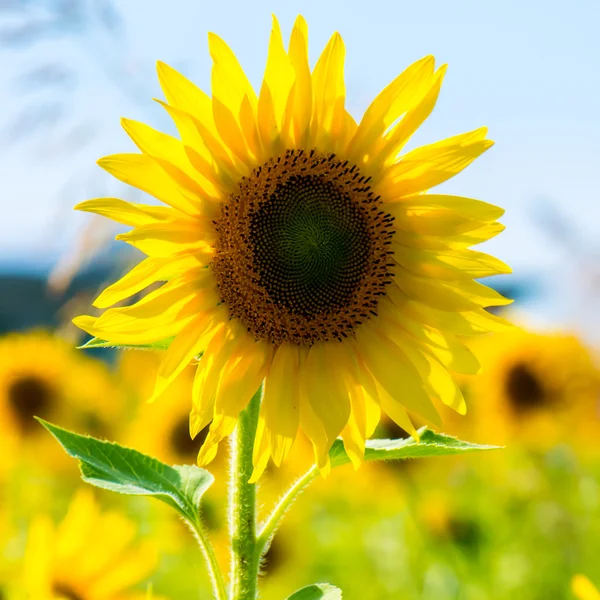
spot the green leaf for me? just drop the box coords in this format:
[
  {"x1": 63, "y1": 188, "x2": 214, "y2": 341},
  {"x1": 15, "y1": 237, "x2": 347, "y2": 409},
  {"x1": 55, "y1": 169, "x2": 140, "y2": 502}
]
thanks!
[
  {"x1": 37, "y1": 419, "x2": 212, "y2": 525},
  {"x1": 329, "y1": 427, "x2": 501, "y2": 468},
  {"x1": 78, "y1": 336, "x2": 175, "y2": 351},
  {"x1": 287, "y1": 584, "x2": 342, "y2": 600}
]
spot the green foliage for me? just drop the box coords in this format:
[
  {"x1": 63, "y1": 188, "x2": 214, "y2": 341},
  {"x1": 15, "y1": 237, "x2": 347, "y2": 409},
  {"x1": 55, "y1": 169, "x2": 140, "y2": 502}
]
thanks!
[
  {"x1": 37, "y1": 419, "x2": 212, "y2": 525},
  {"x1": 287, "y1": 583, "x2": 343, "y2": 600},
  {"x1": 330, "y1": 427, "x2": 500, "y2": 468}
]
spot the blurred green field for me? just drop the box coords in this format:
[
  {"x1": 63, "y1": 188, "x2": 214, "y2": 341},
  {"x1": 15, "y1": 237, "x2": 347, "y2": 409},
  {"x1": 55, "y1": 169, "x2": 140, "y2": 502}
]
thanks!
[{"x1": 1, "y1": 327, "x2": 599, "y2": 599}]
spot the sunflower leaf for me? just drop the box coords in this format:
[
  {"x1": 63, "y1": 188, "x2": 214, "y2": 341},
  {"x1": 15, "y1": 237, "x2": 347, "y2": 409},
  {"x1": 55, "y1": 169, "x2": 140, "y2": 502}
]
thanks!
[
  {"x1": 286, "y1": 583, "x2": 343, "y2": 600},
  {"x1": 78, "y1": 336, "x2": 174, "y2": 351},
  {"x1": 329, "y1": 427, "x2": 501, "y2": 468},
  {"x1": 37, "y1": 419, "x2": 212, "y2": 525}
]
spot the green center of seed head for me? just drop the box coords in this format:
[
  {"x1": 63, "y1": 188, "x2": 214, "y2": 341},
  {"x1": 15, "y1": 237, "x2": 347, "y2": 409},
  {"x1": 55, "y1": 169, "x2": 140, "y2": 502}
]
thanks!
[{"x1": 249, "y1": 174, "x2": 370, "y2": 318}]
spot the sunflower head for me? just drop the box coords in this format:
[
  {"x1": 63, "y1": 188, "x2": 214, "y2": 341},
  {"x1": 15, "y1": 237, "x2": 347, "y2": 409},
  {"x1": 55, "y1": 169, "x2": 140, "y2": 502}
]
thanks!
[
  {"x1": 0, "y1": 331, "x2": 124, "y2": 474},
  {"x1": 74, "y1": 15, "x2": 511, "y2": 477},
  {"x1": 19, "y1": 489, "x2": 159, "y2": 600},
  {"x1": 464, "y1": 329, "x2": 600, "y2": 448}
]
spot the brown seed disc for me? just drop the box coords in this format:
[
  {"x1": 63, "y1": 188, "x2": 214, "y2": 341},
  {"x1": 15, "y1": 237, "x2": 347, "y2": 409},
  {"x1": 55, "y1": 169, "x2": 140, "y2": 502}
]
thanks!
[{"x1": 211, "y1": 148, "x2": 396, "y2": 345}]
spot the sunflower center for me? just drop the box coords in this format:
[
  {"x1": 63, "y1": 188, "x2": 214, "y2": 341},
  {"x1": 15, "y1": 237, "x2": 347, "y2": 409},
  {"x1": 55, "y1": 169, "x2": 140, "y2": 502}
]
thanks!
[
  {"x1": 505, "y1": 363, "x2": 546, "y2": 412},
  {"x1": 7, "y1": 375, "x2": 54, "y2": 431},
  {"x1": 213, "y1": 149, "x2": 395, "y2": 345},
  {"x1": 250, "y1": 174, "x2": 370, "y2": 318}
]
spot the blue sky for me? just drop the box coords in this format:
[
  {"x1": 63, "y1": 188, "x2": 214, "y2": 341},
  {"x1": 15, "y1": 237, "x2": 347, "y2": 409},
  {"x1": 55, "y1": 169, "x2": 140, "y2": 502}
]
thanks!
[{"x1": 1, "y1": 0, "x2": 599, "y2": 330}]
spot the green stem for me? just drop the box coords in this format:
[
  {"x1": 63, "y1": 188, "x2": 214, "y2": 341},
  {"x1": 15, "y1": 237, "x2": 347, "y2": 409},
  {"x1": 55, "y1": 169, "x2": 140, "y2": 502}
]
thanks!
[
  {"x1": 229, "y1": 386, "x2": 262, "y2": 600},
  {"x1": 256, "y1": 466, "x2": 318, "y2": 560},
  {"x1": 189, "y1": 518, "x2": 228, "y2": 600}
]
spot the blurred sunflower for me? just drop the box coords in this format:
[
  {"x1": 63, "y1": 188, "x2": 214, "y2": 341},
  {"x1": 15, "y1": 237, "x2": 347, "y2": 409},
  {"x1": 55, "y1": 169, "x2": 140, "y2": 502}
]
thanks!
[
  {"x1": 74, "y1": 14, "x2": 510, "y2": 476},
  {"x1": 0, "y1": 331, "x2": 124, "y2": 474},
  {"x1": 573, "y1": 575, "x2": 600, "y2": 600},
  {"x1": 18, "y1": 489, "x2": 160, "y2": 600},
  {"x1": 465, "y1": 329, "x2": 600, "y2": 448}
]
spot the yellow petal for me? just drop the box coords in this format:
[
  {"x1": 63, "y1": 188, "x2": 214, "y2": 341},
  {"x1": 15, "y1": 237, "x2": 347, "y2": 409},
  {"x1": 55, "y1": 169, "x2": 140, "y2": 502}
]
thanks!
[
  {"x1": 262, "y1": 344, "x2": 300, "y2": 466},
  {"x1": 304, "y1": 343, "x2": 351, "y2": 453},
  {"x1": 382, "y1": 130, "x2": 494, "y2": 197},
  {"x1": 375, "y1": 381, "x2": 420, "y2": 440},
  {"x1": 298, "y1": 346, "x2": 329, "y2": 469},
  {"x1": 377, "y1": 64, "x2": 447, "y2": 168},
  {"x1": 239, "y1": 94, "x2": 264, "y2": 162},
  {"x1": 310, "y1": 31, "x2": 345, "y2": 149},
  {"x1": 401, "y1": 298, "x2": 514, "y2": 335},
  {"x1": 120, "y1": 118, "x2": 214, "y2": 206},
  {"x1": 209, "y1": 32, "x2": 258, "y2": 115},
  {"x1": 393, "y1": 268, "x2": 512, "y2": 311},
  {"x1": 340, "y1": 383, "x2": 369, "y2": 469},
  {"x1": 356, "y1": 325, "x2": 441, "y2": 426},
  {"x1": 348, "y1": 55, "x2": 435, "y2": 159},
  {"x1": 388, "y1": 205, "x2": 489, "y2": 237},
  {"x1": 391, "y1": 221, "x2": 506, "y2": 251},
  {"x1": 94, "y1": 254, "x2": 208, "y2": 309},
  {"x1": 190, "y1": 324, "x2": 246, "y2": 437},
  {"x1": 152, "y1": 307, "x2": 226, "y2": 401},
  {"x1": 382, "y1": 302, "x2": 480, "y2": 375},
  {"x1": 389, "y1": 193, "x2": 505, "y2": 221},
  {"x1": 212, "y1": 97, "x2": 254, "y2": 166},
  {"x1": 97, "y1": 153, "x2": 201, "y2": 217},
  {"x1": 250, "y1": 417, "x2": 271, "y2": 482},
  {"x1": 258, "y1": 14, "x2": 295, "y2": 149},
  {"x1": 288, "y1": 15, "x2": 312, "y2": 147},
  {"x1": 115, "y1": 220, "x2": 214, "y2": 258},
  {"x1": 154, "y1": 99, "x2": 237, "y2": 195},
  {"x1": 96, "y1": 270, "x2": 211, "y2": 326},
  {"x1": 214, "y1": 340, "x2": 269, "y2": 436},
  {"x1": 75, "y1": 197, "x2": 179, "y2": 226},
  {"x1": 156, "y1": 60, "x2": 216, "y2": 133},
  {"x1": 393, "y1": 335, "x2": 467, "y2": 414},
  {"x1": 82, "y1": 276, "x2": 212, "y2": 345},
  {"x1": 392, "y1": 243, "x2": 511, "y2": 280}
]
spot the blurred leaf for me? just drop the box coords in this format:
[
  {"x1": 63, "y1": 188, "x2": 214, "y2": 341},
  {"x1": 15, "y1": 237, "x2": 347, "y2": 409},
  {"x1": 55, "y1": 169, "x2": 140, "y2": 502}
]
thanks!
[
  {"x1": 329, "y1": 427, "x2": 501, "y2": 468},
  {"x1": 78, "y1": 336, "x2": 174, "y2": 351},
  {"x1": 287, "y1": 584, "x2": 342, "y2": 600},
  {"x1": 38, "y1": 419, "x2": 213, "y2": 525}
]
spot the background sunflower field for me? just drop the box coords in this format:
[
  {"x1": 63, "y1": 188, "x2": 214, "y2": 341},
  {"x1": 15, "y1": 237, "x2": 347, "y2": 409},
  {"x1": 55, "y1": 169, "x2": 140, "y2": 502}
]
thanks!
[{"x1": 1, "y1": 2, "x2": 599, "y2": 599}]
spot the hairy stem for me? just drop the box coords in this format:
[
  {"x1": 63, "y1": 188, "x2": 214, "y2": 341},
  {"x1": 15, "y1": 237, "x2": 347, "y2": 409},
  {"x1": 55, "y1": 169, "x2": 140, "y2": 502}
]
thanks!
[
  {"x1": 256, "y1": 466, "x2": 318, "y2": 560},
  {"x1": 189, "y1": 518, "x2": 228, "y2": 600},
  {"x1": 229, "y1": 386, "x2": 262, "y2": 600}
]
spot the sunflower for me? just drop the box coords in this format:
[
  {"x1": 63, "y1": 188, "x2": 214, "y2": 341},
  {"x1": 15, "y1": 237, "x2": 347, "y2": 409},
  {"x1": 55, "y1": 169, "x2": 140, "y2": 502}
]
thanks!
[
  {"x1": 573, "y1": 575, "x2": 600, "y2": 600},
  {"x1": 464, "y1": 329, "x2": 600, "y2": 448},
  {"x1": 74, "y1": 15, "x2": 511, "y2": 477},
  {"x1": 14, "y1": 489, "x2": 160, "y2": 600},
  {"x1": 0, "y1": 331, "x2": 124, "y2": 475}
]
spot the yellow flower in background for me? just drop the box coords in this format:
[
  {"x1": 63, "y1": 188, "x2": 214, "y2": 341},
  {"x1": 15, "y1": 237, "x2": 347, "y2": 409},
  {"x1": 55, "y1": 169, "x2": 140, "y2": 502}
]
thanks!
[
  {"x1": 0, "y1": 331, "x2": 124, "y2": 474},
  {"x1": 465, "y1": 329, "x2": 600, "y2": 448},
  {"x1": 19, "y1": 489, "x2": 160, "y2": 600},
  {"x1": 573, "y1": 575, "x2": 600, "y2": 600},
  {"x1": 74, "y1": 14, "x2": 511, "y2": 477}
]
